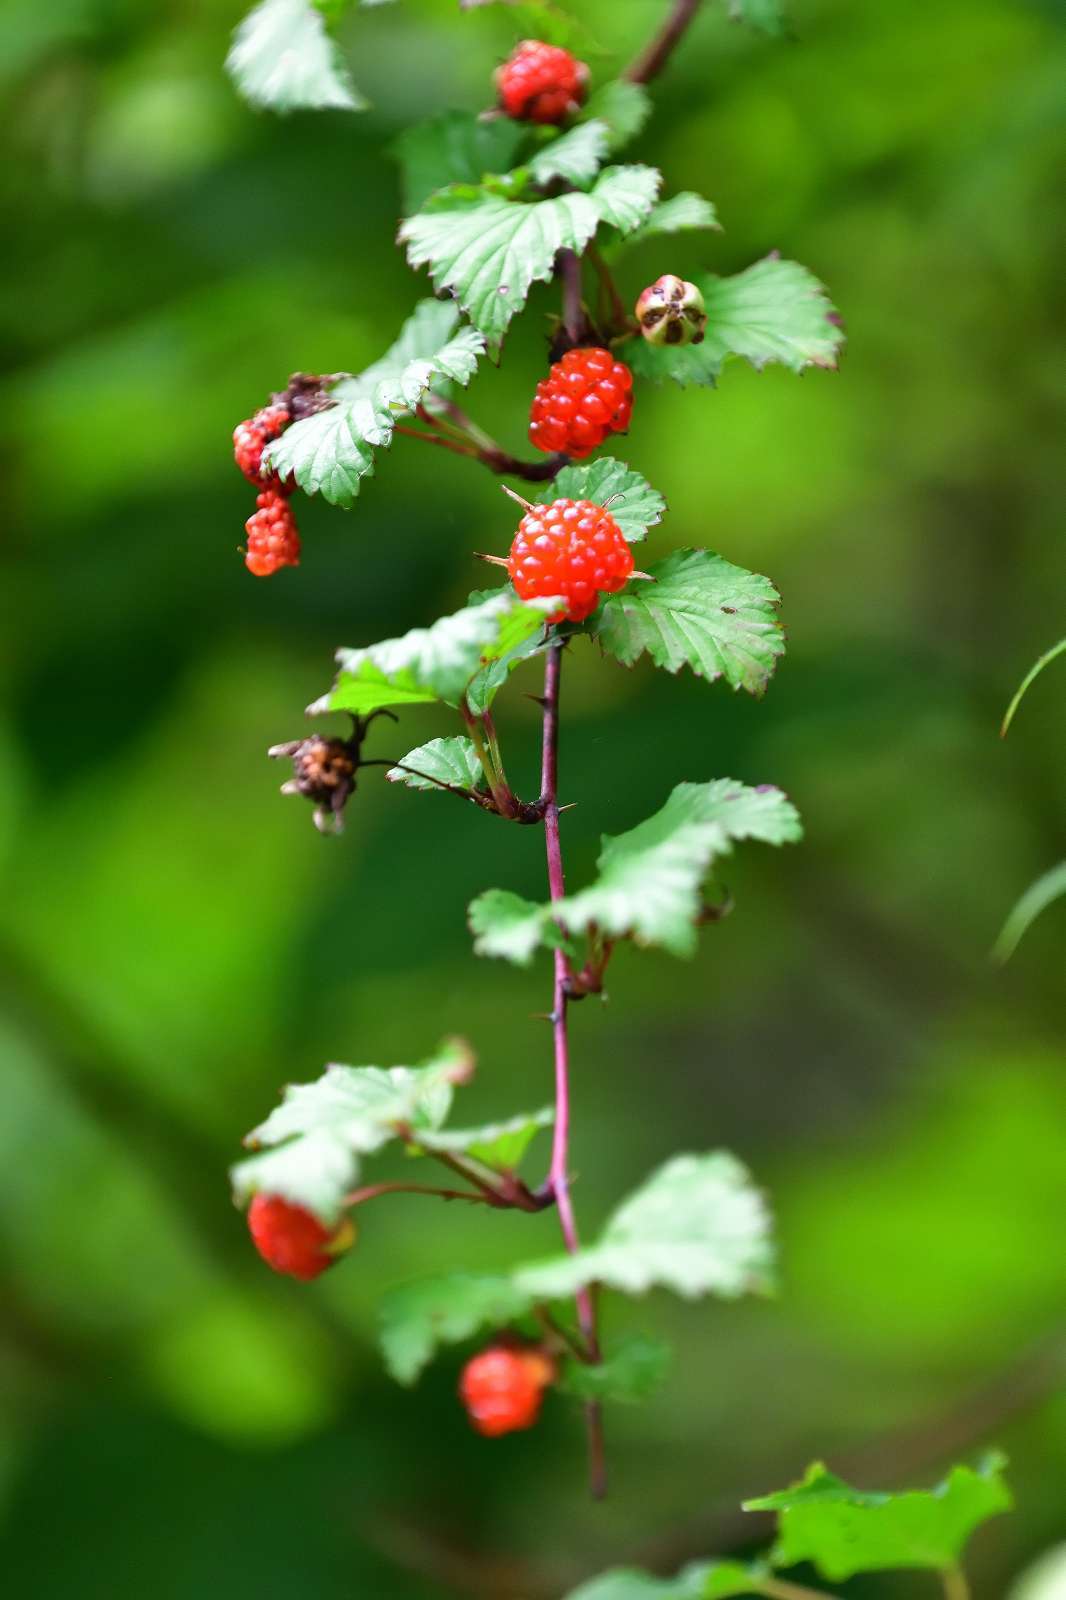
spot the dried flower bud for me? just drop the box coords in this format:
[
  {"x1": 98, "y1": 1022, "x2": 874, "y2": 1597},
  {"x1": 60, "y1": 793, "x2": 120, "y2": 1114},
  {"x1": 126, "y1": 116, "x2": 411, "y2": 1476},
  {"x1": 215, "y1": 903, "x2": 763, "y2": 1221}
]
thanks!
[{"x1": 635, "y1": 275, "x2": 707, "y2": 347}]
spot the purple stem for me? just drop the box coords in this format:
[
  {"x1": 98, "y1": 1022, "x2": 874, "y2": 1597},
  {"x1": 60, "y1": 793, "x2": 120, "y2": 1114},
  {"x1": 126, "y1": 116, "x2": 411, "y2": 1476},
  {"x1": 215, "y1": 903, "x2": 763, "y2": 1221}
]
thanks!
[{"x1": 540, "y1": 641, "x2": 607, "y2": 1498}]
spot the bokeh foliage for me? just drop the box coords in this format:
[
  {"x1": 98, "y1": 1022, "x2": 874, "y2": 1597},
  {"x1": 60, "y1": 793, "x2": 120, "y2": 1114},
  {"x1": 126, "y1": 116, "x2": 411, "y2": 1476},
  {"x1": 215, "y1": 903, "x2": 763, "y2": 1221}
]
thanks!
[{"x1": 2, "y1": 0, "x2": 1064, "y2": 1595}]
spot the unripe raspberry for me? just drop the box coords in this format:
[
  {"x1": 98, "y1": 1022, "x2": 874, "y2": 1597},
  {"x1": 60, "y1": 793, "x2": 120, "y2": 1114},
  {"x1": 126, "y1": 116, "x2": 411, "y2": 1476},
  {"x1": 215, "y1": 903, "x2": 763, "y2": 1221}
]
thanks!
[
  {"x1": 529, "y1": 347, "x2": 633, "y2": 460},
  {"x1": 247, "y1": 1193, "x2": 356, "y2": 1281},
  {"x1": 459, "y1": 1346, "x2": 555, "y2": 1437},
  {"x1": 496, "y1": 39, "x2": 589, "y2": 125},
  {"x1": 508, "y1": 497, "x2": 634, "y2": 623},
  {"x1": 233, "y1": 403, "x2": 293, "y2": 488},
  {"x1": 244, "y1": 489, "x2": 301, "y2": 577},
  {"x1": 635, "y1": 275, "x2": 707, "y2": 347}
]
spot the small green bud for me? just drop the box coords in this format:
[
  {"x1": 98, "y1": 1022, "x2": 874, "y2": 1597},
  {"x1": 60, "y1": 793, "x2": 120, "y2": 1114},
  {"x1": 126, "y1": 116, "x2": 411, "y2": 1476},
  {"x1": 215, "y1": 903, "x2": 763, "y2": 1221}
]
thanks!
[{"x1": 635, "y1": 275, "x2": 707, "y2": 347}]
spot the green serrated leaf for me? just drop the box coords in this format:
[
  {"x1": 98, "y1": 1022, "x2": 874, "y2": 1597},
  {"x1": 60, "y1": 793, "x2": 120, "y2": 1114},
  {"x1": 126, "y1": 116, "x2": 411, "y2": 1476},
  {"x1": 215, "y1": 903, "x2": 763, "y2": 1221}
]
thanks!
[
  {"x1": 379, "y1": 1273, "x2": 533, "y2": 1384},
  {"x1": 745, "y1": 1454, "x2": 1012, "y2": 1581},
  {"x1": 514, "y1": 1151, "x2": 774, "y2": 1301},
  {"x1": 528, "y1": 121, "x2": 609, "y2": 187},
  {"x1": 231, "y1": 1039, "x2": 474, "y2": 1222},
  {"x1": 416, "y1": 1106, "x2": 554, "y2": 1171},
  {"x1": 726, "y1": 0, "x2": 787, "y2": 37},
  {"x1": 227, "y1": 0, "x2": 364, "y2": 112},
  {"x1": 313, "y1": 589, "x2": 558, "y2": 716},
  {"x1": 560, "y1": 1334, "x2": 671, "y2": 1405},
  {"x1": 590, "y1": 164, "x2": 662, "y2": 234},
  {"x1": 386, "y1": 736, "x2": 485, "y2": 795},
  {"x1": 557, "y1": 779, "x2": 802, "y2": 957},
  {"x1": 399, "y1": 166, "x2": 659, "y2": 347},
  {"x1": 624, "y1": 192, "x2": 721, "y2": 248},
  {"x1": 592, "y1": 549, "x2": 784, "y2": 696},
  {"x1": 564, "y1": 1563, "x2": 770, "y2": 1600},
  {"x1": 628, "y1": 256, "x2": 844, "y2": 388},
  {"x1": 265, "y1": 325, "x2": 485, "y2": 506},
  {"x1": 332, "y1": 298, "x2": 462, "y2": 404},
  {"x1": 583, "y1": 80, "x2": 652, "y2": 152},
  {"x1": 539, "y1": 458, "x2": 666, "y2": 543},
  {"x1": 464, "y1": 583, "x2": 562, "y2": 716},
  {"x1": 394, "y1": 111, "x2": 526, "y2": 213}
]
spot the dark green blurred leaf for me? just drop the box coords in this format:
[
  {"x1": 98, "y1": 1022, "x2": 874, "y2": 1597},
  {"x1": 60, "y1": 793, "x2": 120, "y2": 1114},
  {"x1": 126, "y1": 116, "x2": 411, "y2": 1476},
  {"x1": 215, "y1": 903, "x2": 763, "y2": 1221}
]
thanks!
[
  {"x1": 379, "y1": 1273, "x2": 533, "y2": 1384},
  {"x1": 393, "y1": 111, "x2": 525, "y2": 212},
  {"x1": 528, "y1": 121, "x2": 609, "y2": 187},
  {"x1": 583, "y1": 80, "x2": 653, "y2": 152},
  {"x1": 560, "y1": 1333, "x2": 671, "y2": 1404}
]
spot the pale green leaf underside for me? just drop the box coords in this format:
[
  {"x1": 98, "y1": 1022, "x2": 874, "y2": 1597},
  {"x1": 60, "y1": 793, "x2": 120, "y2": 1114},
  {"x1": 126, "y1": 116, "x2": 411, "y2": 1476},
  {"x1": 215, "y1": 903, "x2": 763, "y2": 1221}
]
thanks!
[
  {"x1": 514, "y1": 1152, "x2": 774, "y2": 1300},
  {"x1": 726, "y1": 0, "x2": 788, "y2": 36},
  {"x1": 559, "y1": 779, "x2": 802, "y2": 956},
  {"x1": 592, "y1": 548, "x2": 784, "y2": 696},
  {"x1": 745, "y1": 1454, "x2": 1012, "y2": 1581},
  {"x1": 332, "y1": 297, "x2": 462, "y2": 405},
  {"x1": 226, "y1": 0, "x2": 364, "y2": 112},
  {"x1": 623, "y1": 192, "x2": 721, "y2": 248},
  {"x1": 628, "y1": 255, "x2": 843, "y2": 387},
  {"x1": 232, "y1": 1040, "x2": 472, "y2": 1222},
  {"x1": 393, "y1": 111, "x2": 525, "y2": 212},
  {"x1": 387, "y1": 736, "x2": 485, "y2": 794},
  {"x1": 416, "y1": 1106, "x2": 554, "y2": 1172},
  {"x1": 312, "y1": 589, "x2": 559, "y2": 716},
  {"x1": 582, "y1": 80, "x2": 652, "y2": 152},
  {"x1": 399, "y1": 165, "x2": 660, "y2": 345},
  {"x1": 265, "y1": 324, "x2": 485, "y2": 506},
  {"x1": 559, "y1": 1333, "x2": 671, "y2": 1405},
  {"x1": 468, "y1": 888, "x2": 570, "y2": 966},
  {"x1": 469, "y1": 779, "x2": 802, "y2": 963},
  {"x1": 379, "y1": 1273, "x2": 533, "y2": 1384},
  {"x1": 528, "y1": 120, "x2": 609, "y2": 186},
  {"x1": 565, "y1": 1563, "x2": 770, "y2": 1600},
  {"x1": 539, "y1": 457, "x2": 666, "y2": 543}
]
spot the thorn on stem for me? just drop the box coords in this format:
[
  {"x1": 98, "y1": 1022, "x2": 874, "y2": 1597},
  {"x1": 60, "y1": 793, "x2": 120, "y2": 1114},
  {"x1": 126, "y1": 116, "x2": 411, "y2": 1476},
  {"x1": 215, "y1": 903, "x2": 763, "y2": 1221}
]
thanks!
[
  {"x1": 473, "y1": 551, "x2": 510, "y2": 568},
  {"x1": 500, "y1": 483, "x2": 535, "y2": 512}
]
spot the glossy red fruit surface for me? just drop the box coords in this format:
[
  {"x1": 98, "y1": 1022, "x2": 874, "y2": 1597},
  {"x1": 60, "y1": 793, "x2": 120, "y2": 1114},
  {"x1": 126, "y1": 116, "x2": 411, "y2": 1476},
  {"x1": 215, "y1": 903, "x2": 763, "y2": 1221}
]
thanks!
[
  {"x1": 508, "y1": 497, "x2": 634, "y2": 623},
  {"x1": 247, "y1": 1193, "x2": 353, "y2": 1281},
  {"x1": 496, "y1": 39, "x2": 588, "y2": 125},
  {"x1": 528, "y1": 347, "x2": 633, "y2": 460},
  {"x1": 459, "y1": 1347, "x2": 554, "y2": 1437},
  {"x1": 244, "y1": 488, "x2": 301, "y2": 577},
  {"x1": 233, "y1": 403, "x2": 292, "y2": 488}
]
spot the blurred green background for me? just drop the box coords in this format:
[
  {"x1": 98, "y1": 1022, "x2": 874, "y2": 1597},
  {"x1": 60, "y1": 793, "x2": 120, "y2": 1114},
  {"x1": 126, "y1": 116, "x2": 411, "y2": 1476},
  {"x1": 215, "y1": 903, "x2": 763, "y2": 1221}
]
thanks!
[{"x1": 3, "y1": 0, "x2": 1065, "y2": 1595}]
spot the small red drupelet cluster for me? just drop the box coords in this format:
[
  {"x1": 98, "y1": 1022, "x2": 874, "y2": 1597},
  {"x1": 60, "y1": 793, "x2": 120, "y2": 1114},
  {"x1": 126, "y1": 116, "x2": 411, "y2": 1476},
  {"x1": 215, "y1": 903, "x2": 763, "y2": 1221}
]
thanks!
[
  {"x1": 495, "y1": 39, "x2": 589, "y2": 125},
  {"x1": 247, "y1": 1193, "x2": 354, "y2": 1281},
  {"x1": 459, "y1": 1346, "x2": 556, "y2": 1437},
  {"x1": 232, "y1": 402, "x2": 300, "y2": 577},
  {"x1": 529, "y1": 347, "x2": 633, "y2": 460},
  {"x1": 508, "y1": 497, "x2": 634, "y2": 623}
]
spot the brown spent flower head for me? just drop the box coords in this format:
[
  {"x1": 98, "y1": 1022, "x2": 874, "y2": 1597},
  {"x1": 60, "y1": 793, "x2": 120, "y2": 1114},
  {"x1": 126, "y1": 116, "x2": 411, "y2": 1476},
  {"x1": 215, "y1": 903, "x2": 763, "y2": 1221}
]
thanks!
[
  {"x1": 269, "y1": 734, "x2": 359, "y2": 834},
  {"x1": 635, "y1": 275, "x2": 708, "y2": 347}
]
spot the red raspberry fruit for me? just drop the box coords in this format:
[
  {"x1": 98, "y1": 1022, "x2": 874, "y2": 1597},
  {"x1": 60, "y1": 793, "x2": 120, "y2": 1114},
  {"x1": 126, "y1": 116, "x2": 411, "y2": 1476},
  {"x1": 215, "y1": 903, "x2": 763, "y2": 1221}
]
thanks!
[
  {"x1": 459, "y1": 1346, "x2": 555, "y2": 1437},
  {"x1": 496, "y1": 39, "x2": 589, "y2": 125},
  {"x1": 233, "y1": 403, "x2": 292, "y2": 489},
  {"x1": 508, "y1": 497, "x2": 634, "y2": 623},
  {"x1": 244, "y1": 489, "x2": 301, "y2": 577},
  {"x1": 247, "y1": 1193, "x2": 355, "y2": 1281},
  {"x1": 529, "y1": 347, "x2": 633, "y2": 460}
]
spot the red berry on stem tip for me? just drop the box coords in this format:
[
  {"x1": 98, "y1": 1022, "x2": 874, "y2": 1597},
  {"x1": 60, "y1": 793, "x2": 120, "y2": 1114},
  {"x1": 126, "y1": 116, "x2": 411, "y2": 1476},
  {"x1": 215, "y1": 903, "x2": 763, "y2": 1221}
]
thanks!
[
  {"x1": 247, "y1": 1193, "x2": 355, "y2": 1281},
  {"x1": 459, "y1": 1346, "x2": 555, "y2": 1437},
  {"x1": 496, "y1": 39, "x2": 589, "y2": 125},
  {"x1": 508, "y1": 497, "x2": 634, "y2": 623},
  {"x1": 529, "y1": 347, "x2": 633, "y2": 460},
  {"x1": 244, "y1": 489, "x2": 301, "y2": 577},
  {"x1": 233, "y1": 403, "x2": 292, "y2": 489}
]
